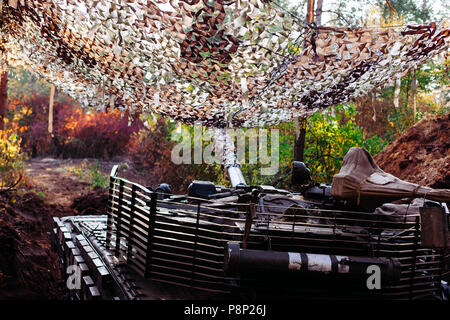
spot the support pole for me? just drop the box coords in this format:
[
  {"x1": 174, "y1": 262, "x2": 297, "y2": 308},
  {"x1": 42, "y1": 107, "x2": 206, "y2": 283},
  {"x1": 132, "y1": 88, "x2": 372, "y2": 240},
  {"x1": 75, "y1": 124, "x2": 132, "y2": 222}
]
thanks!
[
  {"x1": 293, "y1": 0, "x2": 315, "y2": 162},
  {"x1": 411, "y1": 69, "x2": 417, "y2": 123},
  {"x1": 48, "y1": 85, "x2": 55, "y2": 136},
  {"x1": 0, "y1": 70, "x2": 7, "y2": 130}
]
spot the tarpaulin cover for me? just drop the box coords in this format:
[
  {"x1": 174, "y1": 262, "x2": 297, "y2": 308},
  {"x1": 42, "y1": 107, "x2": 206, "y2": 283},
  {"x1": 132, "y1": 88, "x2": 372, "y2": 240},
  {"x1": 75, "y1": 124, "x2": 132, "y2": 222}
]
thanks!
[
  {"x1": 331, "y1": 147, "x2": 450, "y2": 208},
  {"x1": 373, "y1": 198, "x2": 436, "y2": 223}
]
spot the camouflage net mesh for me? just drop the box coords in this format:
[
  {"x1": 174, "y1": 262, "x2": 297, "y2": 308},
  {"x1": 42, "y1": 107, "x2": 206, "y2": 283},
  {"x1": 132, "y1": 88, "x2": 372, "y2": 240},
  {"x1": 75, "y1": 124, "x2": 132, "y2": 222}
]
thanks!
[{"x1": 0, "y1": 0, "x2": 448, "y2": 127}]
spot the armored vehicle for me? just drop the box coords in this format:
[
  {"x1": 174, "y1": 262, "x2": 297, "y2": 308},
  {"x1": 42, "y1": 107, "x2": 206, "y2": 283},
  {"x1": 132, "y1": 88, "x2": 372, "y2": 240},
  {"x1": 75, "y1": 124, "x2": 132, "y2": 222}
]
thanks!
[{"x1": 52, "y1": 148, "x2": 449, "y2": 300}]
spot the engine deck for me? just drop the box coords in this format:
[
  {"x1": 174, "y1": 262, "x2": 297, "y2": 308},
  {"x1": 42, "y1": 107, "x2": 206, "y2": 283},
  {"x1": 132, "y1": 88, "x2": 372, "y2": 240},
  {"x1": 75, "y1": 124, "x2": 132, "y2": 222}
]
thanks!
[{"x1": 50, "y1": 165, "x2": 449, "y2": 300}]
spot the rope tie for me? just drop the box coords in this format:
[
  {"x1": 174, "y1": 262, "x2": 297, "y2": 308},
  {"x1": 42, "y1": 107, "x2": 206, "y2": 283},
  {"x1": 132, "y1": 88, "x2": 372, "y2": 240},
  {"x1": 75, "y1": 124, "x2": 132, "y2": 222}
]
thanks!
[{"x1": 356, "y1": 177, "x2": 368, "y2": 206}]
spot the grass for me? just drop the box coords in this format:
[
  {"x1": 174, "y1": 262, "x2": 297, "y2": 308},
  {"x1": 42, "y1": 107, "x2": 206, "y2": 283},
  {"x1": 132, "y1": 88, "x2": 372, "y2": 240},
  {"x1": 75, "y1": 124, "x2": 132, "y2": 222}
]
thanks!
[
  {"x1": 88, "y1": 162, "x2": 108, "y2": 189},
  {"x1": 36, "y1": 191, "x2": 45, "y2": 199},
  {"x1": 67, "y1": 160, "x2": 108, "y2": 189}
]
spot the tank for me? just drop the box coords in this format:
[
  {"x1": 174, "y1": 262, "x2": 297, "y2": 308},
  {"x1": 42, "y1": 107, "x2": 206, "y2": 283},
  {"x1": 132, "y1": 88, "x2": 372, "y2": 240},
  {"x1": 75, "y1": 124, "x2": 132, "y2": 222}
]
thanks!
[{"x1": 51, "y1": 154, "x2": 450, "y2": 300}]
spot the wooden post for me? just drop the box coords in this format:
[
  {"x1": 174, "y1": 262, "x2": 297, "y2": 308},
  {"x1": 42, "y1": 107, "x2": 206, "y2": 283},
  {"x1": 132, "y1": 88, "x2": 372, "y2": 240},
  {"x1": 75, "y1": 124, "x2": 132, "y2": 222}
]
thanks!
[
  {"x1": 0, "y1": 70, "x2": 7, "y2": 130},
  {"x1": 394, "y1": 77, "x2": 401, "y2": 108},
  {"x1": 371, "y1": 92, "x2": 377, "y2": 122},
  {"x1": 48, "y1": 85, "x2": 55, "y2": 136},
  {"x1": 411, "y1": 69, "x2": 417, "y2": 122}
]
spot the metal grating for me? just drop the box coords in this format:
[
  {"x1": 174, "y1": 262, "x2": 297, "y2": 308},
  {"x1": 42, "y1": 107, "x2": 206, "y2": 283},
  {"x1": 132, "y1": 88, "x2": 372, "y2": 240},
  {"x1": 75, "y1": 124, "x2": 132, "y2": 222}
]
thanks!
[{"x1": 105, "y1": 170, "x2": 448, "y2": 299}]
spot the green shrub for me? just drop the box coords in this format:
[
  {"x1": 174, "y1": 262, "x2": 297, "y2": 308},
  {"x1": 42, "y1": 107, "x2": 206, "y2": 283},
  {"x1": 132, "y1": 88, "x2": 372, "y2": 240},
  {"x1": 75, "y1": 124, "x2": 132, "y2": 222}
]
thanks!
[{"x1": 304, "y1": 104, "x2": 386, "y2": 183}]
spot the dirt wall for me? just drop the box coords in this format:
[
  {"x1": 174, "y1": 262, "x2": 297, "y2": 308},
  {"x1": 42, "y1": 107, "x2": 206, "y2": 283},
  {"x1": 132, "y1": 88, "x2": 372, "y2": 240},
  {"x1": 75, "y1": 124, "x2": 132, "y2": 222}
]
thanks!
[{"x1": 374, "y1": 113, "x2": 450, "y2": 189}]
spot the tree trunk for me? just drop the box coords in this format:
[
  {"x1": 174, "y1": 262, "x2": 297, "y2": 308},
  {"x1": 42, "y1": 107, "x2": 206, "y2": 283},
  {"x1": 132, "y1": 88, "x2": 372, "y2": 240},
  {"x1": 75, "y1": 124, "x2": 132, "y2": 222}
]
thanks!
[
  {"x1": 315, "y1": 0, "x2": 323, "y2": 25},
  {"x1": 306, "y1": 0, "x2": 315, "y2": 23},
  {"x1": 393, "y1": 77, "x2": 401, "y2": 108},
  {"x1": 0, "y1": 70, "x2": 7, "y2": 130},
  {"x1": 294, "y1": 118, "x2": 307, "y2": 161},
  {"x1": 411, "y1": 69, "x2": 417, "y2": 122},
  {"x1": 48, "y1": 85, "x2": 55, "y2": 135}
]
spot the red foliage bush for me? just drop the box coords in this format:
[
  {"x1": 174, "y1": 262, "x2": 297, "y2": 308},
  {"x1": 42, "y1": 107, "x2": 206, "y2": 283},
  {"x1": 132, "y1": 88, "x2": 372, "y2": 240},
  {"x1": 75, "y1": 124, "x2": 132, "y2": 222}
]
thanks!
[
  {"x1": 10, "y1": 93, "x2": 143, "y2": 158},
  {"x1": 59, "y1": 108, "x2": 143, "y2": 158}
]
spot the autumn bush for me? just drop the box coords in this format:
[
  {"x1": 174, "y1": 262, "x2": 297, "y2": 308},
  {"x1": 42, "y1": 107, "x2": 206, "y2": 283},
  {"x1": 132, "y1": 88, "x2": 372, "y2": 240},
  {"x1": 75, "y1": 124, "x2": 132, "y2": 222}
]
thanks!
[
  {"x1": 7, "y1": 93, "x2": 143, "y2": 158},
  {"x1": 0, "y1": 130, "x2": 26, "y2": 190},
  {"x1": 8, "y1": 96, "x2": 51, "y2": 156},
  {"x1": 0, "y1": 106, "x2": 28, "y2": 190},
  {"x1": 58, "y1": 108, "x2": 143, "y2": 158}
]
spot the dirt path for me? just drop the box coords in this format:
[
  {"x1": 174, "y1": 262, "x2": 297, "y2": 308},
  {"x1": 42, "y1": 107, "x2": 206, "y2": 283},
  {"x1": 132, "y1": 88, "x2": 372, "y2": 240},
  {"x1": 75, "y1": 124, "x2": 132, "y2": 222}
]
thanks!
[
  {"x1": 23, "y1": 155, "x2": 157, "y2": 219},
  {"x1": 25, "y1": 156, "x2": 154, "y2": 211},
  {"x1": 25, "y1": 158, "x2": 91, "y2": 208}
]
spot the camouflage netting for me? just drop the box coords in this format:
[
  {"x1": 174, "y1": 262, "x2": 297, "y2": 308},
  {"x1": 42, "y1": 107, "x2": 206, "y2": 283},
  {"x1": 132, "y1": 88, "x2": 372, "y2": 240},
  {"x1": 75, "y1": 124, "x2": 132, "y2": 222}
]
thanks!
[{"x1": 0, "y1": 0, "x2": 448, "y2": 127}]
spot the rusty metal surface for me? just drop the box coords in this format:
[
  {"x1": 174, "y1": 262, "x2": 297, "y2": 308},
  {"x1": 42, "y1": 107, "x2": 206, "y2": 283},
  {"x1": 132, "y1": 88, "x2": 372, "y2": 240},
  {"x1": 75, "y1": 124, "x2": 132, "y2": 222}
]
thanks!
[{"x1": 420, "y1": 205, "x2": 449, "y2": 248}]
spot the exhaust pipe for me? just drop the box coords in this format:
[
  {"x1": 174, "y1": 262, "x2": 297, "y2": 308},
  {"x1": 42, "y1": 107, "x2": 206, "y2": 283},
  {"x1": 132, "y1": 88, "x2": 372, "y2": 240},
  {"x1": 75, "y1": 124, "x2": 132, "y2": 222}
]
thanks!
[{"x1": 224, "y1": 242, "x2": 401, "y2": 284}]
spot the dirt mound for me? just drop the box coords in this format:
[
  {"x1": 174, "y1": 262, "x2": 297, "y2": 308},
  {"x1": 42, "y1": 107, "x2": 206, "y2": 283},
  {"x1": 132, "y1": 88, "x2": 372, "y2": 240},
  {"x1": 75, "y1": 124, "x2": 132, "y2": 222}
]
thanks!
[
  {"x1": 374, "y1": 114, "x2": 450, "y2": 189},
  {"x1": 0, "y1": 187, "x2": 109, "y2": 299},
  {"x1": 0, "y1": 157, "x2": 113, "y2": 299},
  {"x1": 0, "y1": 192, "x2": 64, "y2": 299},
  {"x1": 71, "y1": 187, "x2": 108, "y2": 215}
]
